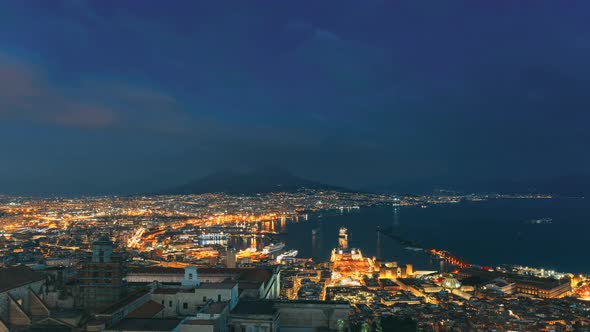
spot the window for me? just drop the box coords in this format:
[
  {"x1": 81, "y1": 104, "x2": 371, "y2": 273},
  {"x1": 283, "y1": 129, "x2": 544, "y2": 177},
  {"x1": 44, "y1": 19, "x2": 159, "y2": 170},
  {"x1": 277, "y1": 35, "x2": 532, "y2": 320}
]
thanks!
[
  {"x1": 183, "y1": 302, "x2": 188, "y2": 309},
  {"x1": 203, "y1": 296, "x2": 207, "y2": 302},
  {"x1": 218, "y1": 294, "x2": 222, "y2": 302},
  {"x1": 188, "y1": 273, "x2": 193, "y2": 280},
  {"x1": 161, "y1": 300, "x2": 164, "y2": 305},
  {"x1": 169, "y1": 301, "x2": 172, "y2": 307}
]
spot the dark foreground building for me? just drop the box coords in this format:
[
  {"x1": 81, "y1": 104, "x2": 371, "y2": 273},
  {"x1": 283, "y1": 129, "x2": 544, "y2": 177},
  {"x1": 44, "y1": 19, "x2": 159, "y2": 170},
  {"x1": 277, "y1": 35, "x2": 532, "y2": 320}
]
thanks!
[{"x1": 78, "y1": 235, "x2": 126, "y2": 311}]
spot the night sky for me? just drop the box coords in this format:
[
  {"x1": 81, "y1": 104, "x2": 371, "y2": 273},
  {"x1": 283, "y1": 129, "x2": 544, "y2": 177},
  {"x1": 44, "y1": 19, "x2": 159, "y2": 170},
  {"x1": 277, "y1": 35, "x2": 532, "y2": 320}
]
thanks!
[{"x1": 1, "y1": 1, "x2": 589, "y2": 195}]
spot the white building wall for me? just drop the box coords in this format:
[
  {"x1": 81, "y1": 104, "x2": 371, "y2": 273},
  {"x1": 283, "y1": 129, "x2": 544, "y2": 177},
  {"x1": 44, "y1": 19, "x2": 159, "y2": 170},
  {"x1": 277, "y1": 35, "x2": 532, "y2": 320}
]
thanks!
[{"x1": 152, "y1": 285, "x2": 237, "y2": 318}]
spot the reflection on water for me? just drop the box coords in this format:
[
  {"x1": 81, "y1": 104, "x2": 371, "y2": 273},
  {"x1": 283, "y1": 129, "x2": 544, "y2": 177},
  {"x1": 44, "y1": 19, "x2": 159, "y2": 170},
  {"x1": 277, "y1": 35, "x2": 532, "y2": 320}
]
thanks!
[
  {"x1": 284, "y1": 198, "x2": 590, "y2": 273},
  {"x1": 393, "y1": 207, "x2": 400, "y2": 228}
]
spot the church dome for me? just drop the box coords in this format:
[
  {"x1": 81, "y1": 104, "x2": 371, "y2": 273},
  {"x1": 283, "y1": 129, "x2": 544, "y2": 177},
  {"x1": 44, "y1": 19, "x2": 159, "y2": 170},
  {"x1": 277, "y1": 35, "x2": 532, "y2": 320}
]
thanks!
[{"x1": 442, "y1": 277, "x2": 461, "y2": 290}]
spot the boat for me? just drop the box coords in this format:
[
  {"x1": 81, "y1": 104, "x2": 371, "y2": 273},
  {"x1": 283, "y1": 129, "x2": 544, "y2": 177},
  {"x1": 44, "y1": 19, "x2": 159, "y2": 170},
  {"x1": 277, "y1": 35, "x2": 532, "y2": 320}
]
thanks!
[
  {"x1": 195, "y1": 232, "x2": 228, "y2": 245},
  {"x1": 404, "y1": 246, "x2": 424, "y2": 252},
  {"x1": 262, "y1": 242, "x2": 285, "y2": 254},
  {"x1": 526, "y1": 217, "x2": 553, "y2": 225},
  {"x1": 276, "y1": 249, "x2": 298, "y2": 263},
  {"x1": 197, "y1": 233, "x2": 228, "y2": 241}
]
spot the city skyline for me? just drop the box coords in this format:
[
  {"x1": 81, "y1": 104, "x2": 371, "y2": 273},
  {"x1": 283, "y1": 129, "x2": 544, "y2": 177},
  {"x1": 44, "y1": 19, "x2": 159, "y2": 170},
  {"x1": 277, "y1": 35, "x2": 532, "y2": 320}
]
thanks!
[
  {"x1": 1, "y1": 2, "x2": 589, "y2": 331},
  {"x1": 1, "y1": 1, "x2": 590, "y2": 195}
]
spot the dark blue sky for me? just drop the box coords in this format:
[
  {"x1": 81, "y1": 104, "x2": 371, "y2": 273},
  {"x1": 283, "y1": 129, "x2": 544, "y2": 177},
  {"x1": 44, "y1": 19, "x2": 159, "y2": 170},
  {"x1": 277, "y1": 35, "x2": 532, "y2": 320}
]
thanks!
[{"x1": 1, "y1": 0, "x2": 589, "y2": 195}]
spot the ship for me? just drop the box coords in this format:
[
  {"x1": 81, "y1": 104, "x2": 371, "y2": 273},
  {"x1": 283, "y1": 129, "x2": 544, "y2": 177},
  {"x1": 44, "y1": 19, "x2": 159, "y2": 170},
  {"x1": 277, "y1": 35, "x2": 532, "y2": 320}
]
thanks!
[
  {"x1": 404, "y1": 246, "x2": 424, "y2": 252},
  {"x1": 276, "y1": 249, "x2": 298, "y2": 263},
  {"x1": 195, "y1": 232, "x2": 228, "y2": 245},
  {"x1": 196, "y1": 233, "x2": 228, "y2": 241},
  {"x1": 526, "y1": 217, "x2": 553, "y2": 225},
  {"x1": 262, "y1": 242, "x2": 286, "y2": 254}
]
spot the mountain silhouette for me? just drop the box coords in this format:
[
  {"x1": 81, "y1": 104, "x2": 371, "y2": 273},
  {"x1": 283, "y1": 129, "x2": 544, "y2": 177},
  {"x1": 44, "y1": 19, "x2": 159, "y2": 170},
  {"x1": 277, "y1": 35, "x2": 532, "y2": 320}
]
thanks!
[{"x1": 164, "y1": 168, "x2": 348, "y2": 195}]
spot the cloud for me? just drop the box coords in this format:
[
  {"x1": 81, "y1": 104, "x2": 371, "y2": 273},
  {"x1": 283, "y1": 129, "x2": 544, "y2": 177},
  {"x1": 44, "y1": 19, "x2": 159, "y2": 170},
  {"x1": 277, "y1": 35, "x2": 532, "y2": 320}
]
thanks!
[{"x1": 0, "y1": 52, "x2": 190, "y2": 133}]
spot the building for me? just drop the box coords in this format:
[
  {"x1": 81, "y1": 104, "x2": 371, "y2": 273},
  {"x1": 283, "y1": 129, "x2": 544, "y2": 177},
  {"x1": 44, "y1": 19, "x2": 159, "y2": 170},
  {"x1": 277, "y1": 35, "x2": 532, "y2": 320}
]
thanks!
[
  {"x1": 338, "y1": 227, "x2": 348, "y2": 250},
  {"x1": 127, "y1": 267, "x2": 280, "y2": 300},
  {"x1": 152, "y1": 283, "x2": 238, "y2": 317},
  {"x1": 516, "y1": 279, "x2": 571, "y2": 299},
  {"x1": 225, "y1": 249, "x2": 237, "y2": 269},
  {"x1": 228, "y1": 301, "x2": 279, "y2": 332},
  {"x1": 228, "y1": 300, "x2": 351, "y2": 332},
  {"x1": 0, "y1": 266, "x2": 46, "y2": 322},
  {"x1": 275, "y1": 300, "x2": 350, "y2": 331},
  {"x1": 378, "y1": 262, "x2": 413, "y2": 279},
  {"x1": 457, "y1": 267, "x2": 572, "y2": 299},
  {"x1": 0, "y1": 266, "x2": 78, "y2": 331},
  {"x1": 483, "y1": 278, "x2": 516, "y2": 295},
  {"x1": 78, "y1": 235, "x2": 127, "y2": 311}
]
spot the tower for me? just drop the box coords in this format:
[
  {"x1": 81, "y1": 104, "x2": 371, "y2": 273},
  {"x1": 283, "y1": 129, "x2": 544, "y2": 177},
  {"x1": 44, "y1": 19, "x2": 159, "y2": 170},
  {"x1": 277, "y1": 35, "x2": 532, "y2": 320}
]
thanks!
[
  {"x1": 79, "y1": 234, "x2": 126, "y2": 311},
  {"x1": 338, "y1": 227, "x2": 348, "y2": 250},
  {"x1": 181, "y1": 266, "x2": 200, "y2": 288},
  {"x1": 226, "y1": 248, "x2": 237, "y2": 268},
  {"x1": 92, "y1": 235, "x2": 114, "y2": 263}
]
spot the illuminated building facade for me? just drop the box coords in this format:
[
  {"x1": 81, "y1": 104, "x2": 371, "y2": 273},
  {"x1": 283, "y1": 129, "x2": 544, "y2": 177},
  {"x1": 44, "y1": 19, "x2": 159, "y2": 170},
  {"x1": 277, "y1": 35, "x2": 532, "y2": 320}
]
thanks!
[
  {"x1": 338, "y1": 227, "x2": 348, "y2": 250},
  {"x1": 378, "y1": 262, "x2": 414, "y2": 279},
  {"x1": 516, "y1": 279, "x2": 571, "y2": 299}
]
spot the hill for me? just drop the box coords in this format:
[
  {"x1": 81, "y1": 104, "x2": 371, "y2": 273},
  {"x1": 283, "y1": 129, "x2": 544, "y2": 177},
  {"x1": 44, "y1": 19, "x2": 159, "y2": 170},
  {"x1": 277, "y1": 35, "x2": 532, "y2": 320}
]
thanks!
[{"x1": 164, "y1": 168, "x2": 348, "y2": 195}]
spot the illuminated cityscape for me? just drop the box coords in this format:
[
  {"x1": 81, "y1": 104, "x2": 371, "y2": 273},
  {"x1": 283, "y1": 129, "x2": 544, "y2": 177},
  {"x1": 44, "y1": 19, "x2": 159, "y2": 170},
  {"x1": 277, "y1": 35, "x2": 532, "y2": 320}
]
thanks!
[
  {"x1": 0, "y1": 191, "x2": 589, "y2": 331},
  {"x1": 2, "y1": 1, "x2": 590, "y2": 331}
]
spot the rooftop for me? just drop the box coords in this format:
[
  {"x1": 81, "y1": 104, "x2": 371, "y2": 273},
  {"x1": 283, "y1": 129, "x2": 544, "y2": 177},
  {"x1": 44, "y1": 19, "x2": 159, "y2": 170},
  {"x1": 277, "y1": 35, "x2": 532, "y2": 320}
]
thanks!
[
  {"x1": 153, "y1": 288, "x2": 179, "y2": 295},
  {"x1": 182, "y1": 319, "x2": 216, "y2": 326},
  {"x1": 231, "y1": 301, "x2": 277, "y2": 316},
  {"x1": 127, "y1": 300, "x2": 164, "y2": 319},
  {"x1": 199, "y1": 282, "x2": 237, "y2": 289},
  {"x1": 129, "y1": 267, "x2": 275, "y2": 284},
  {"x1": 0, "y1": 266, "x2": 45, "y2": 293},
  {"x1": 98, "y1": 289, "x2": 150, "y2": 315},
  {"x1": 203, "y1": 301, "x2": 228, "y2": 314},
  {"x1": 107, "y1": 318, "x2": 181, "y2": 332}
]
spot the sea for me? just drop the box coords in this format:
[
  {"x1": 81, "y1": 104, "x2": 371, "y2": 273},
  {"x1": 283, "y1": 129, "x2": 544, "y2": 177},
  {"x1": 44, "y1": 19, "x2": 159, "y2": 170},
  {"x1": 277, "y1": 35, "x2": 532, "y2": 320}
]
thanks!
[{"x1": 281, "y1": 197, "x2": 590, "y2": 274}]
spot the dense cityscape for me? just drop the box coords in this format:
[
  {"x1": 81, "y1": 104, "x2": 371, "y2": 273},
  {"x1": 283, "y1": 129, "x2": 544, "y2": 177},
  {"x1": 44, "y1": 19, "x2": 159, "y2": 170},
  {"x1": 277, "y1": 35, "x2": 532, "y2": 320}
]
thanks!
[
  {"x1": 2, "y1": 190, "x2": 588, "y2": 331},
  {"x1": 2, "y1": 1, "x2": 590, "y2": 331}
]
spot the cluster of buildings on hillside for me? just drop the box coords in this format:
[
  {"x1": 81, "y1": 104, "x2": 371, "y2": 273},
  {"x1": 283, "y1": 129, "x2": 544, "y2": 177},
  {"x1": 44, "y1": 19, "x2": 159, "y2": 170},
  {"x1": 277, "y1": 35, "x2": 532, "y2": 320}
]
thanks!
[
  {"x1": 1, "y1": 191, "x2": 588, "y2": 331},
  {"x1": 0, "y1": 235, "x2": 351, "y2": 331},
  {"x1": 0, "y1": 228, "x2": 589, "y2": 331}
]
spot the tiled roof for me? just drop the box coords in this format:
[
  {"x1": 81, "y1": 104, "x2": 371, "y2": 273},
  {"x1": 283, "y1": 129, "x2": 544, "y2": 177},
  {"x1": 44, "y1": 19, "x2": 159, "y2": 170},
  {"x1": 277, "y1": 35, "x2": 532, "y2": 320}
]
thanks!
[
  {"x1": 182, "y1": 319, "x2": 216, "y2": 325},
  {"x1": 231, "y1": 301, "x2": 277, "y2": 316},
  {"x1": 203, "y1": 302, "x2": 228, "y2": 314},
  {"x1": 0, "y1": 266, "x2": 45, "y2": 293},
  {"x1": 153, "y1": 288, "x2": 179, "y2": 295},
  {"x1": 98, "y1": 290, "x2": 150, "y2": 315},
  {"x1": 127, "y1": 300, "x2": 164, "y2": 319},
  {"x1": 109, "y1": 318, "x2": 181, "y2": 331},
  {"x1": 199, "y1": 283, "x2": 236, "y2": 289}
]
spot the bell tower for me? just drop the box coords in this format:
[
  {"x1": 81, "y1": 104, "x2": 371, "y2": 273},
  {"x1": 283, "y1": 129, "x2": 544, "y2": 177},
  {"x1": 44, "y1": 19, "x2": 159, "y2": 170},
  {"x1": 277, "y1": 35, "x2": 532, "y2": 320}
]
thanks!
[{"x1": 182, "y1": 266, "x2": 200, "y2": 288}]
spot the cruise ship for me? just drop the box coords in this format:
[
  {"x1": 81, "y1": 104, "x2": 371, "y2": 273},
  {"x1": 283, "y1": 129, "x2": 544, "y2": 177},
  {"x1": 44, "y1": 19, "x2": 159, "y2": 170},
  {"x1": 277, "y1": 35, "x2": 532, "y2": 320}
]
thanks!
[
  {"x1": 276, "y1": 249, "x2": 298, "y2": 263},
  {"x1": 195, "y1": 232, "x2": 228, "y2": 245},
  {"x1": 262, "y1": 242, "x2": 285, "y2": 254},
  {"x1": 197, "y1": 233, "x2": 228, "y2": 241}
]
